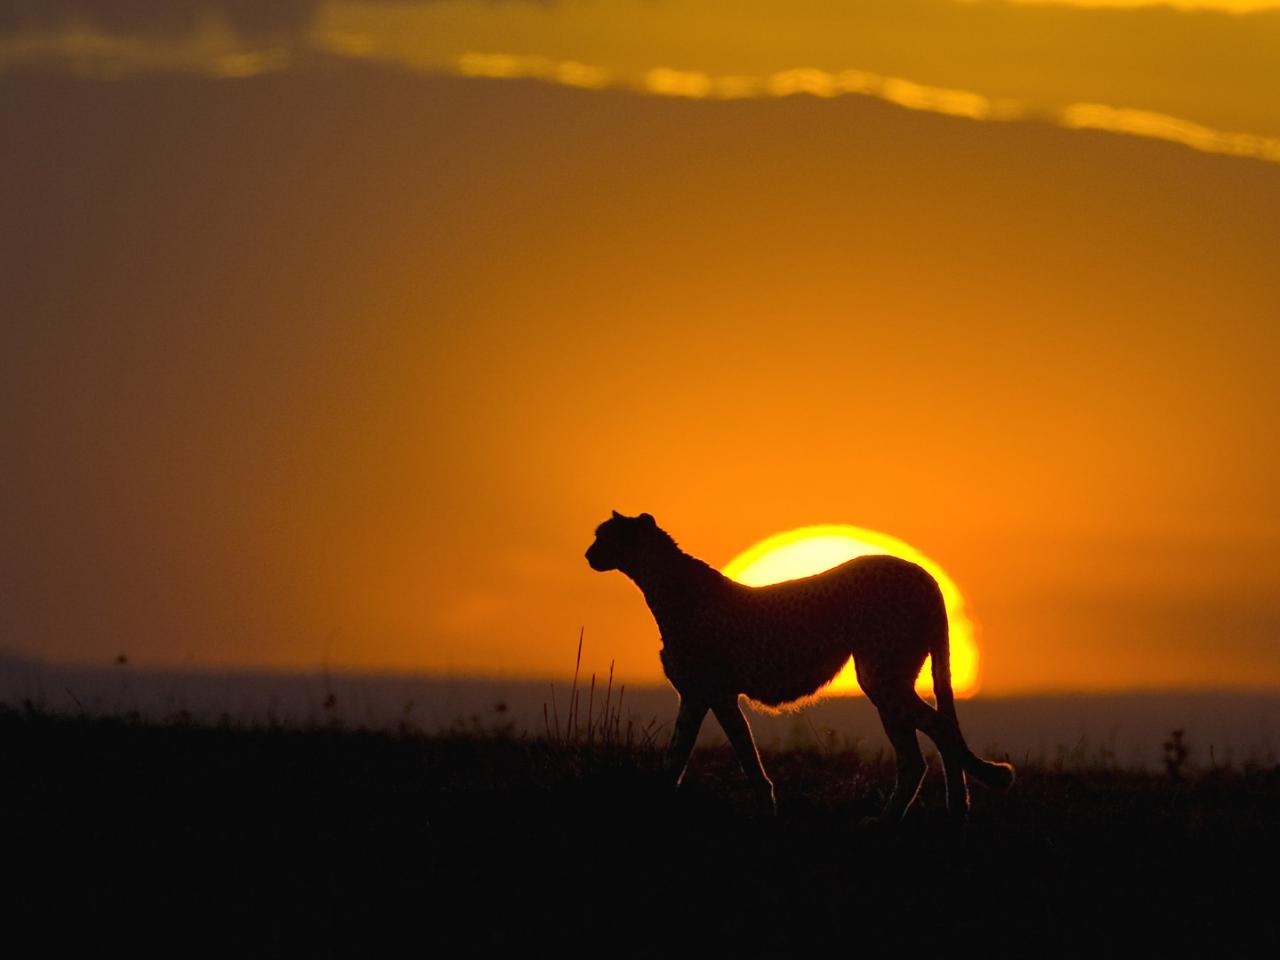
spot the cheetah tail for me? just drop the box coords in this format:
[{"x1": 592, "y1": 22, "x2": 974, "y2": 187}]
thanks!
[{"x1": 934, "y1": 621, "x2": 1017, "y2": 793}]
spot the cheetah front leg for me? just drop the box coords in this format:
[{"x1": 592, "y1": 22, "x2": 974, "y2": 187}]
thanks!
[
  {"x1": 712, "y1": 697, "x2": 777, "y2": 816},
  {"x1": 665, "y1": 697, "x2": 708, "y2": 787}
]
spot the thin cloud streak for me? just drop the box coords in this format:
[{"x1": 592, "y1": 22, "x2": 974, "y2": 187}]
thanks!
[
  {"x1": 994, "y1": 0, "x2": 1280, "y2": 10},
  {"x1": 457, "y1": 53, "x2": 1013, "y2": 123},
  {"x1": 1062, "y1": 102, "x2": 1280, "y2": 162},
  {"x1": 459, "y1": 51, "x2": 1280, "y2": 163}
]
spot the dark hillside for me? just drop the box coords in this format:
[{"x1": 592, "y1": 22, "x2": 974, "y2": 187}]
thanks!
[{"x1": 5, "y1": 708, "x2": 1278, "y2": 954}]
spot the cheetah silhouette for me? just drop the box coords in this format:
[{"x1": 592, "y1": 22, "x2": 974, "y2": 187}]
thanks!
[{"x1": 585, "y1": 511, "x2": 1014, "y2": 822}]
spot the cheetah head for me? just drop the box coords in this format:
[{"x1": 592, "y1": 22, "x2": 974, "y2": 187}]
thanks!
[{"x1": 585, "y1": 510, "x2": 660, "y2": 573}]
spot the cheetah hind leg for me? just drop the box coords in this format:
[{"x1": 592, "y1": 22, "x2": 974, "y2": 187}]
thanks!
[
  {"x1": 866, "y1": 707, "x2": 927, "y2": 826},
  {"x1": 910, "y1": 695, "x2": 1011, "y2": 823},
  {"x1": 940, "y1": 749, "x2": 971, "y2": 825}
]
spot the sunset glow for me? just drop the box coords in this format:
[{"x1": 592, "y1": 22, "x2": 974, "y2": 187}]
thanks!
[
  {"x1": 723, "y1": 527, "x2": 980, "y2": 699},
  {"x1": 3, "y1": 1, "x2": 1279, "y2": 697}
]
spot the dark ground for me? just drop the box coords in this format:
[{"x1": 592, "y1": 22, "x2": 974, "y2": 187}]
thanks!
[{"x1": 5, "y1": 706, "x2": 1278, "y2": 956}]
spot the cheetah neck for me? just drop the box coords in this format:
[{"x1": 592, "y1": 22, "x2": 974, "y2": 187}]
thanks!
[{"x1": 623, "y1": 548, "x2": 728, "y2": 641}]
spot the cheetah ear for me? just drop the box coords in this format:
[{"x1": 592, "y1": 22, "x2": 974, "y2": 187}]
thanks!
[
  {"x1": 639, "y1": 513, "x2": 656, "y2": 527},
  {"x1": 611, "y1": 510, "x2": 624, "y2": 520}
]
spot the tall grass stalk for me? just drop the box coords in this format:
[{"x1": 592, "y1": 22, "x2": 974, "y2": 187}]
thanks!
[{"x1": 543, "y1": 630, "x2": 638, "y2": 749}]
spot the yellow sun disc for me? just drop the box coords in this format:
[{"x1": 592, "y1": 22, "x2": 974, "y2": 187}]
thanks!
[{"x1": 722, "y1": 525, "x2": 979, "y2": 698}]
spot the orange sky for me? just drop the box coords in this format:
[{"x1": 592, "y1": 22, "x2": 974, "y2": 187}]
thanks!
[{"x1": 2, "y1": 1, "x2": 1279, "y2": 694}]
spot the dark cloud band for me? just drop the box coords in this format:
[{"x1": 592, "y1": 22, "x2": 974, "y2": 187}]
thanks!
[
  {"x1": 0, "y1": 1, "x2": 320, "y2": 40},
  {"x1": 0, "y1": 0, "x2": 553, "y2": 40}
]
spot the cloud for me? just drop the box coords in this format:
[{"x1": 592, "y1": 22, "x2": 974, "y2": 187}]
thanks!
[
  {"x1": 0, "y1": 1, "x2": 321, "y2": 41},
  {"x1": 1061, "y1": 102, "x2": 1280, "y2": 162},
  {"x1": 0, "y1": 0, "x2": 555, "y2": 41},
  {"x1": 3, "y1": 0, "x2": 1278, "y2": 166},
  {"x1": 456, "y1": 52, "x2": 1280, "y2": 163},
  {"x1": 459, "y1": 53, "x2": 1008, "y2": 122},
  {"x1": 458, "y1": 51, "x2": 610, "y2": 89}
]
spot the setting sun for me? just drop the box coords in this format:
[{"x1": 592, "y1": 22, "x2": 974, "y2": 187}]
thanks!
[{"x1": 722, "y1": 526, "x2": 979, "y2": 698}]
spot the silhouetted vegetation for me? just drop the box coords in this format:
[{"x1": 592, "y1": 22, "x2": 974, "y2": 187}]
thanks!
[{"x1": 5, "y1": 704, "x2": 1279, "y2": 955}]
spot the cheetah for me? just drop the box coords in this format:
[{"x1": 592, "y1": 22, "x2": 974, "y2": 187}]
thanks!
[{"x1": 585, "y1": 511, "x2": 1014, "y2": 822}]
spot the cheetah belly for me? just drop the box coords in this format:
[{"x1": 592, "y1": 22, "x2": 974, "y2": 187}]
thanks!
[{"x1": 733, "y1": 618, "x2": 853, "y2": 707}]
